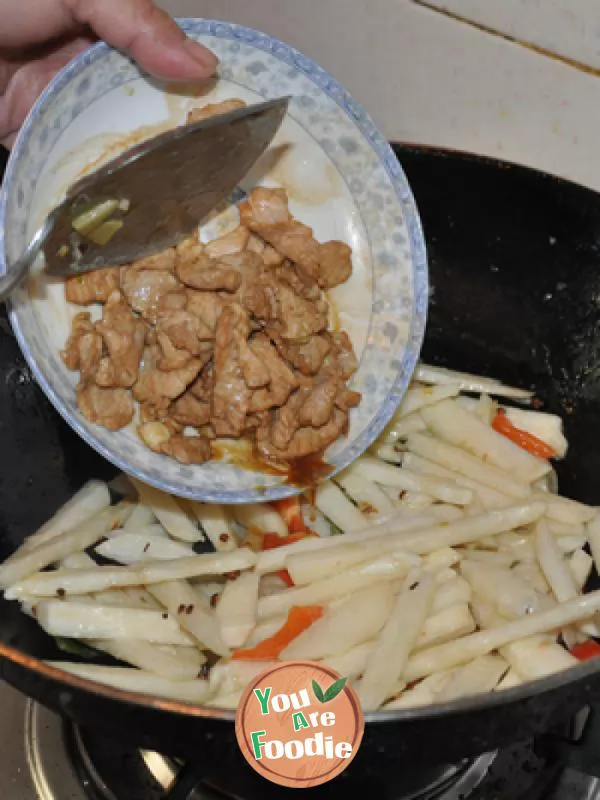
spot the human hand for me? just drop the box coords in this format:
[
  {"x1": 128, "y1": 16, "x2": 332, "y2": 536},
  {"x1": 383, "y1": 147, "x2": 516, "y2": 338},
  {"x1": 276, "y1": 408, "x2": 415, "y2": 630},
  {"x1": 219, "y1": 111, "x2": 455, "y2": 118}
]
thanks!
[{"x1": 0, "y1": 0, "x2": 218, "y2": 147}]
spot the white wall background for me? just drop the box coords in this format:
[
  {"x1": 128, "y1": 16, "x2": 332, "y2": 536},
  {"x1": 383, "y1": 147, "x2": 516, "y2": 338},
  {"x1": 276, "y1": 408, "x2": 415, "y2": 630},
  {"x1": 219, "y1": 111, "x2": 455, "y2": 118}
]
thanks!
[{"x1": 159, "y1": 0, "x2": 600, "y2": 192}]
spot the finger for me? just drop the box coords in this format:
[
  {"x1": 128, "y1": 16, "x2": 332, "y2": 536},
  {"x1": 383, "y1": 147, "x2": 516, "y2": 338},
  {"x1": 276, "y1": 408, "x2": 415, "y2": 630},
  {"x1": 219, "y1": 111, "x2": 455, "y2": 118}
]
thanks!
[
  {"x1": 0, "y1": 36, "x2": 94, "y2": 148},
  {"x1": 64, "y1": 0, "x2": 218, "y2": 81}
]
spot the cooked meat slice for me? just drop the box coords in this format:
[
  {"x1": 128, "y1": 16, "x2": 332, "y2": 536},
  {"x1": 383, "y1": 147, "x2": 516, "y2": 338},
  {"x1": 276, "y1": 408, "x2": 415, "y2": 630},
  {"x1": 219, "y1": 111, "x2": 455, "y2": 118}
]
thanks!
[
  {"x1": 156, "y1": 309, "x2": 213, "y2": 355},
  {"x1": 155, "y1": 332, "x2": 193, "y2": 371},
  {"x1": 61, "y1": 313, "x2": 103, "y2": 381},
  {"x1": 77, "y1": 383, "x2": 134, "y2": 431},
  {"x1": 185, "y1": 290, "x2": 224, "y2": 335},
  {"x1": 138, "y1": 421, "x2": 172, "y2": 452},
  {"x1": 65, "y1": 268, "x2": 120, "y2": 305},
  {"x1": 187, "y1": 99, "x2": 246, "y2": 124},
  {"x1": 247, "y1": 334, "x2": 298, "y2": 412},
  {"x1": 139, "y1": 398, "x2": 171, "y2": 423},
  {"x1": 263, "y1": 244, "x2": 285, "y2": 267},
  {"x1": 161, "y1": 434, "x2": 212, "y2": 465},
  {"x1": 269, "y1": 387, "x2": 309, "y2": 449},
  {"x1": 121, "y1": 266, "x2": 180, "y2": 324},
  {"x1": 239, "y1": 187, "x2": 290, "y2": 227},
  {"x1": 335, "y1": 385, "x2": 362, "y2": 411},
  {"x1": 94, "y1": 291, "x2": 146, "y2": 388},
  {"x1": 317, "y1": 241, "x2": 353, "y2": 289},
  {"x1": 157, "y1": 290, "x2": 188, "y2": 313},
  {"x1": 246, "y1": 233, "x2": 265, "y2": 256},
  {"x1": 239, "y1": 339, "x2": 270, "y2": 389},
  {"x1": 204, "y1": 226, "x2": 249, "y2": 259},
  {"x1": 326, "y1": 331, "x2": 359, "y2": 380},
  {"x1": 189, "y1": 363, "x2": 214, "y2": 404},
  {"x1": 133, "y1": 352, "x2": 203, "y2": 406},
  {"x1": 256, "y1": 407, "x2": 349, "y2": 462},
  {"x1": 211, "y1": 304, "x2": 251, "y2": 437},
  {"x1": 132, "y1": 249, "x2": 177, "y2": 271},
  {"x1": 176, "y1": 238, "x2": 242, "y2": 292},
  {"x1": 276, "y1": 334, "x2": 331, "y2": 376},
  {"x1": 297, "y1": 376, "x2": 338, "y2": 428},
  {"x1": 270, "y1": 281, "x2": 327, "y2": 341},
  {"x1": 170, "y1": 391, "x2": 211, "y2": 427},
  {"x1": 276, "y1": 263, "x2": 321, "y2": 302}
]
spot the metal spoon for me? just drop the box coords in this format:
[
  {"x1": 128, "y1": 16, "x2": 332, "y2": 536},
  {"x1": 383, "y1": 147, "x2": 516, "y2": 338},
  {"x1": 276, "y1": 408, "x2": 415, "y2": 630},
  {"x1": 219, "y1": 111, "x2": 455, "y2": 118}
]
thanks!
[{"x1": 0, "y1": 96, "x2": 290, "y2": 300}]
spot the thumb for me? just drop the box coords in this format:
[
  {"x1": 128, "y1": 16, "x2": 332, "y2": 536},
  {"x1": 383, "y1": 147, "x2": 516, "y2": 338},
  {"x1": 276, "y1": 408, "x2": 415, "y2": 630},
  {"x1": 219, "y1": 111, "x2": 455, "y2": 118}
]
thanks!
[{"x1": 64, "y1": 0, "x2": 218, "y2": 81}]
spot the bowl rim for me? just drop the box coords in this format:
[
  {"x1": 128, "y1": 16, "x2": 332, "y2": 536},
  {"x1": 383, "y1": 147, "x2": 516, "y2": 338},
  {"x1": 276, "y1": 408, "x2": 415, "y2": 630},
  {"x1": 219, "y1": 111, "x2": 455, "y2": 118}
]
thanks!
[{"x1": 0, "y1": 17, "x2": 429, "y2": 504}]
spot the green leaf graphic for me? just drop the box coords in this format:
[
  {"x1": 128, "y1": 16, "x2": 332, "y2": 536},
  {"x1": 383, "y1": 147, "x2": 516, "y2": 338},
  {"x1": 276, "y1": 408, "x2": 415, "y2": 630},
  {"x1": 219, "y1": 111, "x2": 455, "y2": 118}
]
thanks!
[
  {"x1": 323, "y1": 677, "x2": 348, "y2": 702},
  {"x1": 312, "y1": 679, "x2": 325, "y2": 703}
]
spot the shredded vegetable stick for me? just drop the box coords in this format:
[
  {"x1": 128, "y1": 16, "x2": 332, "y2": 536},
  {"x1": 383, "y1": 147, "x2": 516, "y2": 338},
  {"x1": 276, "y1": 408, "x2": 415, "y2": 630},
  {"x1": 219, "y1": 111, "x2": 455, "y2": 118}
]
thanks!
[
  {"x1": 14, "y1": 480, "x2": 111, "y2": 556},
  {"x1": 535, "y1": 520, "x2": 579, "y2": 604},
  {"x1": 352, "y1": 457, "x2": 473, "y2": 505},
  {"x1": 495, "y1": 669, "x2": 524, "y2": 691},
  {"x1": 232, "y1": 503, "x2": 288, "y2": 537},
  {"x1": 315, "y1": 481, "x2": 370, "y2": 532},
  {"x1": 570, "y1": 549, "x2": 593, "y2": 590},
  {"x1": 209, "y1": 660, "x2": 279, "y2": 697},
  {"x1": 416, "y1": 603, "x2": 476, "y2": 650},
  {"x1": 5, "y1": 550, "x2": 257, "y2": 599},
  {"x1": 123, "y1": 502, "x2": 156, "y2": 531},
  {"x1": 382, "y1": 412, "x2": 427, "y2": 443},
  {"x1": 435, "y1": 655, "x2": 509, "y2": 702},
  {"x1": 334, "y1": 467, "x2": 396, "y2": 518},
  {"x1": 533, "y1": 492, "x2": 595, "y2": 526},
  {"x1": 414, "y1": 364, "x2": 534, "y2": 401},
  {"x1": 421, "y1": 399, "x2": 550, "y2": 482},
  {"x1": 369, "y1": 443, "x2": 404, "y2": 465},
  {"x1": 45, "y1": 662, "x2": 211, "y2": 703},
  {"x1": 586, "y1": 512, "x2": 600, "y2": 576},
  {"x1": 460, "y1": 560, "x2": 545, "y2": 618},
  {"x1": 394, "y1": 384, "x2": 460, "y2": 417},
  {"x1": 148, "y1": 580, "x2": 230, "y2": 657},
  {"x1": 188, "y1": 502, "x2": 238, "y2": 552},
  {"x1": 281, "y1": 584, "x2": 395, "y2": 660},
  {"x1": 492, "y1": 411, "x2": 557, "y2": 461},
  {"x1": 322, "y1": 642, "x2": 374, "y2": 683},
  {"x1": 407, "y1": 433, "x2": 531, "y2": 498},
  {"x1": 129, "y1": 479, "x2": 204, "y2": 543},
  {"x1": 215, "y1": 572, "x2": 260, "y2": 648},
  {"x1": 430, "y1": 576, "x2": 472, "y2": 614},
  {"x1": 258, "y1": 553, "x2": 415, "y2": 620},
  {"x1": 95, "y1": 533, "x2": 194, "y2": 564},
  {"x1": 382, "y1": 671, "x2": 453, "y2": 710},
  {"x1": 85, "y1": 639, "x2": 206, "y2": 681},
  {"x1": 403, "y1": 588, "x2": 600, "y2": 683},
  {"x1": 232, "y1": 605, "x2": 323, "y2": 660},
  {"x1": 0, "y1": 501, "x2": 133, "y2": 590},
  {"x1": 36, "y1": 601, "x2": 195, "y2": 645},
  {"x1": 357, "y1": 577, "x2": 435, "y2": 710},
  {"x1": 285, "y1": 544, "x2": 420, "y2": 587}
]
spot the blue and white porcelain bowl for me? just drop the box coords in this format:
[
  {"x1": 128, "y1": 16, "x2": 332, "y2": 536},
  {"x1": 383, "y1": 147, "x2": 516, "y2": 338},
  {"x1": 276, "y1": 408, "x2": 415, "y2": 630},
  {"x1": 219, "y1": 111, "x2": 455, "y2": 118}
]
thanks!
[{"x1": 0, "y1": 19, "x2": 428, "y2": 504}]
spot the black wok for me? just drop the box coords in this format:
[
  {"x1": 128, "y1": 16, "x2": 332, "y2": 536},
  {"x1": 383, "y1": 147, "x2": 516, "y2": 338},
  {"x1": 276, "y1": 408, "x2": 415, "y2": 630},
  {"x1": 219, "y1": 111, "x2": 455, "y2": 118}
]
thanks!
[{"x1": 2, "y1": 143, "x2": 600, "y2": 794}]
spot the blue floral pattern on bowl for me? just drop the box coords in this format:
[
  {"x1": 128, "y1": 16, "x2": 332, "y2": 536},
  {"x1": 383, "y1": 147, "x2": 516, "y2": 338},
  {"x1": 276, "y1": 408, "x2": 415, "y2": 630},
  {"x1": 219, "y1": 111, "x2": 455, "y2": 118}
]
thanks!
[{"x1": 0, "y1": 18, "x2": 428, "y2": 504}]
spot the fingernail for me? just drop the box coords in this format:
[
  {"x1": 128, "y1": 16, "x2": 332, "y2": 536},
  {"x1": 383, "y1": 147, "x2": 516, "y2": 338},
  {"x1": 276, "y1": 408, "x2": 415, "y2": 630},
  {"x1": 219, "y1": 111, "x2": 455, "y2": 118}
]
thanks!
[{"x1": 183, "y1": 39, "x2": 219, "y2": 74}]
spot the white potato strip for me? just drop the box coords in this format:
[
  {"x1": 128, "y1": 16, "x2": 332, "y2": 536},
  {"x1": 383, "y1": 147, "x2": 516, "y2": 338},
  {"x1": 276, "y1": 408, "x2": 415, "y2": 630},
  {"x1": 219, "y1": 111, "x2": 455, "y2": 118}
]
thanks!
[
  {"x1": 259, "y1": 501, "x2": 545, "y2": 577},
  {"x1": 370, "y1": 443, "x2": 404, "y2": 465},
  {"x1": 382, "y1": 412, "x2": 427, "y2": 444},
  {"x1": 282, "y1": 583, "x2": 395, "y2": 660},
  {"x1": 118, "y1": 523, "x2": 169, "y2": 539},
  {"x1": 456, "y1": 397, "x2": 568, "y2": 458},
  {"x1": 513, "y1": 562, "x2": 550, "y2": 595},
  {"x1": 322, "y1": 642, "x2": 374, "y2": 683},
  {"x1": 546, "y1": 520, "x2": 585, "y2": 537},
  {"x1": 570, "y1": 549, "x2": 593, "y2": 590},
  {"x1": 35, "y1": 601, "x2": 194, "y2": 645},
  {"x1": 258, "y1": 553, "x2": 416, "y2": 620},
  {"x1": 415, "y1": 603, "x2": 476, "y2": 650},
  {"x1": 95, "y1": 534, "x2": 194, "y2": 564},
  {"x1": 495, "y1": 669, "x2": 524, "y2": 691},
  {"x1": 402, "y1": 588, "x2": 600, "y2": 683},
  {"x1": 382, "y1": 672, "x2": 453, "y2": 710},
  {"x1": 406, "y1": 433, "x2": 531, "y2": 498},
  {"x1": 434, "y1": 655, "x2": 509, "y2": 702},
  {"x1": 430, "y1": 574, "x2": 495, "y2": 615},
  {"x1": 243, "y1": 615, "x2": 287, "y2": 648},
  {"x1": 460, "y1": 560, "x2": 545, "y2": 618},
  {"x1": 209, "y1": 659, "x2": 278, "y2": 696},
  {"x1": 535, "y1": 520, "x2": 580, "y2": 604},
  {"x1": 301, "y1": 504, "x2": 333, "y2": 538},
  {"x1": 206, "y1": 691, "x2": 242, "y2": 709},
  {"x1": 315, "y1": 481, "x2": 370, "y2": 532},
  {"x1": 462, "y1": 550, "x2": 514, "y2": 567},
  {"x1": 586, "y1": 511, "x2": 600, "y2": 576},
  {"x1": 352, "y1": 457, "x2": 473, "y2": 505},
  {"x1": 334, "y1": 467, "x2": 395, "y2": 518},
  {"x1": 122, "y1": 502, "x2": 156, "y2": 531},
  {"x1": 422, "y1": 547, "x2": 460, "y2": 573},
  {"x1": 232, "y1": 503, "x2": 287, "y2": 537},
  {"x1": 215, "y1": 572, "x2": 259, "y2": 648},
  {"x1": 420, "y1": 399, "x2": 550, "y2": 483},
  {"x1": 14, "y1": 480, "x2": 111, "y2": 556},
  {"x1": 532, "y1": 492, "x2": 595, "y2": 526},
  {"x1": 496, "y1": 532, "x2": 536, "y2": 563},
  {"x1": 85, "y1": 638, "x2": 205, "y2": 681},
  {"x1": 402, "y1": 452, "x2": 512, "y2": 510},
  {"x1": 414, "y1": 364, "x2": 533, "y2": 401},
  {"x1": 148, "y1": 580, "x2": 230, "y2": 657},
  {"x1": 555, "y1": 535, "x2": 588, "y2": 554},
  {"x1": 5, "y1": 549, "x2": 256, "y2": 599},
  {"x1": 285, "y1": 543, "x2": 420, "y2": 587},
  {"x1": 394, "y1": 384, "x2": 460, "y2": 417},
  {"x1": 0, "y1": 501, "x2": 133, "y2": 590},
  {"x1": 357, "y1": 577, "x2": 435, "y2": 710},
  {"x1": 128, "y1": 479, "x2": 203, "y2": 543},
  {"x1": 58, "y1": 555, "x2": 163, "y2": 610},
  {"x1": 44, "y1": 663, "x2": 211, "y2": 703},
  {"x1": 188, "y1": 502, "x2": 238, "y2": 552}
]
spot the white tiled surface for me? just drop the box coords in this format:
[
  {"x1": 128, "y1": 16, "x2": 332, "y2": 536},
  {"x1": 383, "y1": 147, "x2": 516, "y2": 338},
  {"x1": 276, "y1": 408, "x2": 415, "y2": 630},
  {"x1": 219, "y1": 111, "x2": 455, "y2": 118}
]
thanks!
[{"x1": 159, "y1": 0, "x2": 600, "y2": 192}]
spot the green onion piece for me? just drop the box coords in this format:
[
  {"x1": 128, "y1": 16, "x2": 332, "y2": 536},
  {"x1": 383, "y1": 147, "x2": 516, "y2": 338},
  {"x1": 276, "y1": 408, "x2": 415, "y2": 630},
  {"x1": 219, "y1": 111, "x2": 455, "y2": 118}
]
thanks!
[
  {"x1": 71, "y1": 199, "x2": 119, "y2": 236},
  {"x1": 87, "y1": 219, "x2": 124, "y2": 246}
]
